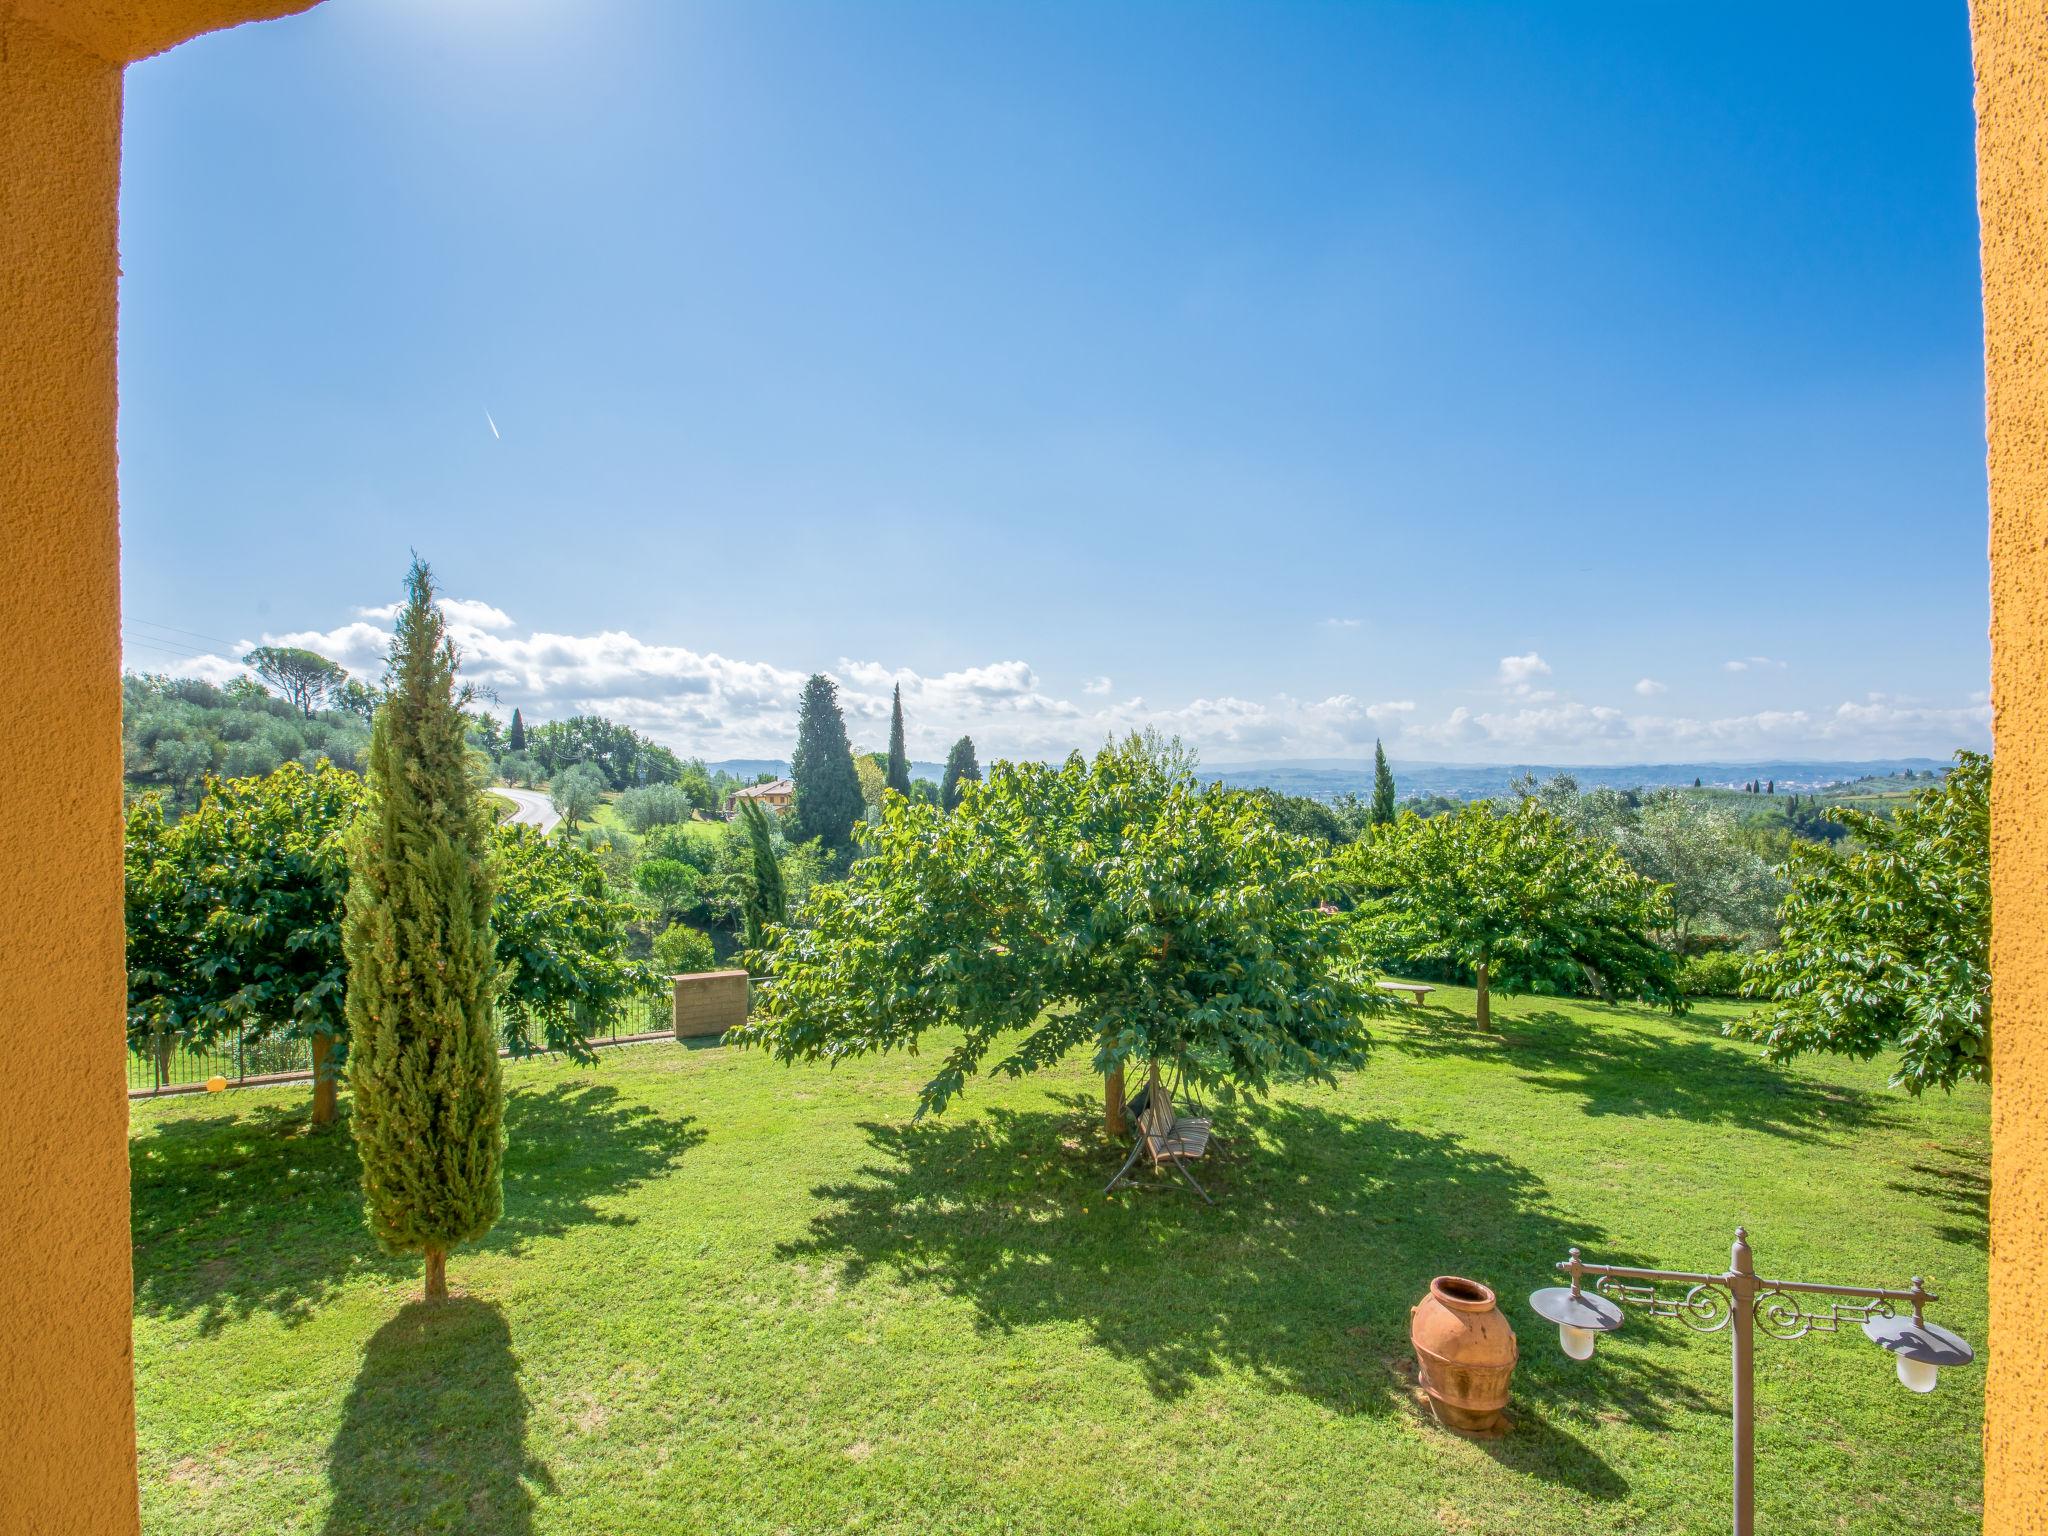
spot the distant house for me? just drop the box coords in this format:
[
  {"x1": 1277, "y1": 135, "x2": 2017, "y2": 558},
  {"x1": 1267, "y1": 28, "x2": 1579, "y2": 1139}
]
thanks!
[{"x1": 727, "y1": 777, "x2": 794, "y2": 818}]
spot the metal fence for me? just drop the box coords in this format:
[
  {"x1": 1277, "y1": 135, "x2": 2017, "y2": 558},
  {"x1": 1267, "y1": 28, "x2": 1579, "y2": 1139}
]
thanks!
[{"x1": 127, "y1": 989, "x2": 676, "y2": 1096}]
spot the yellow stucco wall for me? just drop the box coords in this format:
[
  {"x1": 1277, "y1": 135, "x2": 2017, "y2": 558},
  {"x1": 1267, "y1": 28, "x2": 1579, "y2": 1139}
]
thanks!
[
  {"x1": 1976, "y1": 5, "x2": 2048, "y2": 1531},
  {"x1": 0, "y1": 5, "x2": 320, "y2": 1532}
]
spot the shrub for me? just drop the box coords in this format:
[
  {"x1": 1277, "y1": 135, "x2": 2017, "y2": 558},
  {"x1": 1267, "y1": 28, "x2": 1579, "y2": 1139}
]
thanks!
[
  {"x1": 653, "y1": 923, "x2": 719, "y2": 975},
  {"x1": 619, "y1": 782, "x2": 693, "y2": 833},
  {"x1": 1677, "y1": 950, "x2": 1748, "y2": 998}
]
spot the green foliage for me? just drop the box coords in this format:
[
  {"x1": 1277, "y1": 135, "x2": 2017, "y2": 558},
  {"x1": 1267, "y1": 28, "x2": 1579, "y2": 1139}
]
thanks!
[
  {"x1": 1734, "y1": 751, "x2": 1989, "y2": 1094},
  {"x1": 854, "y1": 755, "x2": 888, "y2": 816},
  {"x1": 244, "y1": 645, "x2": 351, "y2": 717},
  {"x1": 493, "y1": 824, "x2": 658, "y2": 1059},
  {"x1": 886, "y1": 685, "x2": 913, "y2": 798},
  {"x1": 1346, "y1": 800, "x2": 1681, "y2": 1019},
  {"x1": 737, "y1": 733, "x2": 1381, "y2": 1116},
  {"x1": 617, "y1": 781, "x2": 693, "y2": 833},
  {"x1": 940, "y1": 735, "x2": 981, "y2": 811},
  {"x1": 790, "y1": 673, "x2": 864, "y2": 853},
  {"x1": 1371, "y1": 740, "x2": 1397, "y2": 826},
  {"x1": 1677, "y1": 949, "x2": 1749, "y2": 998},
  {"x1": 549, "y1": 763, "x2": 607, "y2": 829},
  {"x1": 653, "y1": 922, "x2": 719, "y2": 975},
  {"x1": 738, "y1": 797, "x2": 786, "y2": 954},
  {"x1": 634, "y1": 857, "x2": 702, "y2": 924},
  {"x1": 343, "y1": 560, "x2": 504, "y2": 1274},
  {"x1": 507, "y1": 707, "x2": 526, "y2": 753},
  {"x1": 1247, "y1": 789, "x2": 1350, "y2": 846},
  {"x1": 123, "y1": 672, "x2": 370, "y2": 813},
  {"x1": 525, "y1": 714, "x2": 683, "y2": 790}
]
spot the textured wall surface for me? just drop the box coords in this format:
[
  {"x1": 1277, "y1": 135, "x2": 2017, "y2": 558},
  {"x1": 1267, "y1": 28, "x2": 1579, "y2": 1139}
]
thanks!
[
  {"x1": 0, "y1": 14, "x2": 138, "y2": 1535},
  {"x1": 0, "y1": 5, "x2": 322, "y2": 1533},
  {"x1": 1974, "y1": 3, "x2": 2048, "y2": 1531},
  {"x1": 673, "y1": 971, "x2": 751, "y2": 1039}
]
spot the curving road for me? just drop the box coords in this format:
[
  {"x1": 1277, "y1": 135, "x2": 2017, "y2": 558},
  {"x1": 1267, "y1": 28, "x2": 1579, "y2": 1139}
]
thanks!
[{"x1": 488, "y1": 785, "x2": 562, "y2": 834}]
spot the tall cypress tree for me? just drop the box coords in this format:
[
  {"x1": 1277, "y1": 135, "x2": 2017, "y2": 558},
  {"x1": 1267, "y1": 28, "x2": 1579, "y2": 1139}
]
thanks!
[
  {"x1": 1371, "y1": 739, "x2": 1397, "y2": 826},
  {"x1": 941, "y1": 736, "x2": 982, "y2": 811},
  {"x1": 344, "y1": 560, "x2": 502, "y2": 1303},
  {"x1": 738, "y1": 796, "x2": 786, "y2": 955},
  {"x1": 886, "y1": 684, "x2": 913, "y2": 798},
  {"x1": 789, "y1": 673, "x2": 863, "y2": 853},
  {"x1": 508, "y1": 707, "x2": 526, "y2": 753}
]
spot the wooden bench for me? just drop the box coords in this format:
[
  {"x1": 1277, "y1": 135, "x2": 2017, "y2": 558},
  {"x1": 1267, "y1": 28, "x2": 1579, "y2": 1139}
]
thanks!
[
  {"x1": 1377, "y1": 980, "x2": 1435, "y2": 1005},
  {"x1": 1104, "y1": 1064, "x2": 1213, "y2": 1203}
]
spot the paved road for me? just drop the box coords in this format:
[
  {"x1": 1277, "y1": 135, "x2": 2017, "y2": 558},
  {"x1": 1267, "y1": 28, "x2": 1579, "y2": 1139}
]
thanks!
[{"x1": 488, "y1": 785, "x2": 561, "y2": 834}]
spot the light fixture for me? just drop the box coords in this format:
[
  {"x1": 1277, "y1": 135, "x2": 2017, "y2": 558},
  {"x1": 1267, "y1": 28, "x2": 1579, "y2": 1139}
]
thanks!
[
  {"x1": 1863, "y1": 1308, "x2": 1974, "y2": 1394},
  {"x1": 1527, "y1": 1281, "x2": 1623, "y2": 1360},
  {"x1": 1531, "y1": 1231, "x2": 1975, "y2": 1536}
]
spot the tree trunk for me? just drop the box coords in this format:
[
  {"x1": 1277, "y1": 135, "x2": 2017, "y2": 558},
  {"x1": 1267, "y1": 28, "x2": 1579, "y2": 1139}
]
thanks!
[
  {"x1": 310, "y1": 1034, "x2": 336, "y2": 1127},
  {"x1": 424, "y1": 1248, "x2": 448, "y2": 1302},
  {"x1": 152, "y1": 1029, "x2": 172, "y2": 1093},
  {"x1": 1475, "y1": 960, "x2": 1492, "y2": 1031},
  {"x1": 1105, "y1": 1062, "x2": 1126, "y2": 1138}
]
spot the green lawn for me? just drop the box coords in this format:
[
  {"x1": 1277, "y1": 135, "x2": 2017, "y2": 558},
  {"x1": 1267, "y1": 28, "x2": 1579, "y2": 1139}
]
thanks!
[{"x1": 130, "y1": 988, "x2": 1987, "y2": 1535}]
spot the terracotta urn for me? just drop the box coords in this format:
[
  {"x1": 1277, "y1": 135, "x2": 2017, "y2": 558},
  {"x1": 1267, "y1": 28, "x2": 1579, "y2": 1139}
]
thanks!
[{"x1": 1410, "y1": 1275, "x2": 1518, "y2": 1433}]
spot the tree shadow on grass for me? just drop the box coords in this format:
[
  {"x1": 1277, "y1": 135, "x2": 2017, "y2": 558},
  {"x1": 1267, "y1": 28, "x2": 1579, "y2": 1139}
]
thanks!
[
  {"x1": 131, "y1": 1080, "x2": 701, "y2": 1334},
  {"x1": 322, "y1": 1298, "x2": 550, "y2": 1535},
  {"x1": 784, "y1": 1095, "x2": 1716, "y2": 1501},
  {"x1": 1886, "y1": 1143, "x2": 1989, "y2": 1252},
  {"x1": 1385, "y1": 1003, "x2": 1893, "y2": 1145}
]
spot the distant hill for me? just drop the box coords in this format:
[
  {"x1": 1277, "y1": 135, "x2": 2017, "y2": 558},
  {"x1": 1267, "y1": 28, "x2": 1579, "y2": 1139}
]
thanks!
[{"x1": 1206, "y1": 758, "x2": 1951, "y2": 803}]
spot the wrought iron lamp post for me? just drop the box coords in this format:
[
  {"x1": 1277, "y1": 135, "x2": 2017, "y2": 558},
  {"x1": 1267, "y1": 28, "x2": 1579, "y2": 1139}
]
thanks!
[{"x1": 1529, "y1": 1227, "x2": 1974, "y2": 1536}]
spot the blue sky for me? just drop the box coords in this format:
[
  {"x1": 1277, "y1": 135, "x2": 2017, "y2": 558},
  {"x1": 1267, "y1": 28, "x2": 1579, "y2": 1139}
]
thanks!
[{"x1": 117, "y1": 0, "x2": 1989, "y2": 764}]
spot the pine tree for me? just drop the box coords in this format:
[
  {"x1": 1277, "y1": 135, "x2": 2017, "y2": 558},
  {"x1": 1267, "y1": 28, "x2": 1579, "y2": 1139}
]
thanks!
[
  {"x1": 1371, "y1": 739, "x2": 1397, "y2": 826},
  {"x1": 789, "y1": 673, "x2": 863, "y2": 853},
  {"x1": 508, "y1": 707, "x2": 526, "y2": 753},
  {"x1": 886, "y1": 685, "x2": 913, "y2": 798},
  {"x1": 343, "y1": 560, "x2": 502, "y2": 1303},
  {"x1": 941, "y1": 736, "x2": 982, "y2": 811},
  {"x1": 738, "y1": 797, "x2": 786, "y2": 955}
]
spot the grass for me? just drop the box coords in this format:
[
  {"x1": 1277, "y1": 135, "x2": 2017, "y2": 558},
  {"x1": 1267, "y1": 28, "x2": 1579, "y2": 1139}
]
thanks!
[{"x1": 130, "y1": 988, "x2": 1987, "y2": 1535}]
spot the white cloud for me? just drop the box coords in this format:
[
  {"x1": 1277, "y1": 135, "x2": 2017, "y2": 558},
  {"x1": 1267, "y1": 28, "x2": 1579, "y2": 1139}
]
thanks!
[
  {"x1": 1321, "y1": 617, "x2": 1363, "y2": 629},
  {"x1": 1725, "y1": 655, "x2": 1787, "y2": 673},
  {"x1": 128, "y1": 597, "x2": 1988, "y2": 766}
]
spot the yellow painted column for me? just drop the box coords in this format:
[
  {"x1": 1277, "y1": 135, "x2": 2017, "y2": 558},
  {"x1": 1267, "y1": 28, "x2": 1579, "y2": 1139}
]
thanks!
[
  {"x1": 1974, "y1": 3, "x2": 2048, "y2": 1531},
  {"x1": 0, "y1": 14, "x2": 138, "y2": 1534}
]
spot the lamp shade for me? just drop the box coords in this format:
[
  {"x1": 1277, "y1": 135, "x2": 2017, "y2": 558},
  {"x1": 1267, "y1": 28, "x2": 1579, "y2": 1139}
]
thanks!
[
  {"x1": 1529, "y1": 1287, "x2": 1623, "y2": 1359},
  {"x1": 1862, "y1": 1314, "x2": 1973, "y2": 1393}
]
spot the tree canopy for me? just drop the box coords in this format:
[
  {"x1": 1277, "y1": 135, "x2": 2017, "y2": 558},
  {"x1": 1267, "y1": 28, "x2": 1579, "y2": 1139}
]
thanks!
[
  {"x1": 886, "y1": 684, "x2": 913, "y2": 798},
  {"x1": 1371, "y1": 741, "x2": 1397, "y2": 826},
  {"x1": 1734, "y1": 752, "x2": 1988, "y2": 1094},
  {"x1": 790, "y1": 673, "x2": 863, "y2": 854},
  {"x1": 940, "y1": 735, "x2": 982, "y2": 811},
  {"x1": 550, "y1": 763, "x2": 607, "y2": 829},
  {"x1": 736, "y1": 734, "x2": 1380, "y2": 1128},
  {"x1": 1344, "y1": 800, "x2": 1681, "y2": 1028},
  {"x1": 245, "y1": 646, "x2": 351, "y2": 717}
]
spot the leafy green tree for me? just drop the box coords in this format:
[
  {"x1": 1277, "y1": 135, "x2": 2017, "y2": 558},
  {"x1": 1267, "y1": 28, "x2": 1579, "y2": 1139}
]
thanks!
[
  {"x1": 737, "y1": 734, "x2": 1380, "y2": 1138},
  {"x1": 125, "y1": 762, "x2": 363, "y2": 1123},
  {"x1": 549, "y1": 763, "x2": 606, "y2": 829},
  {"x1": 492, "y1": 824, "x2": 657, "y2": 1059},
  {"x1": 343, "y1": 560, "x2": 502, "y2": 1303},
  {"x1": 244, "y1": 645, "x2": 350, "y2": 717},
  {"x1": 617, "y1": 782, "x2": 692, "y2": 833},
  {"x1": 1371, "y1": 740, "x2": 1397, "y2": 826},
  {"x1": 526, "y1": 714, "x2": 681, "y2": 790},
  {"x1": 789, "y1": 673, "x2": 863, "y2": 853},
  {"x1": 940, "y1": 735, "x2": 981, "y2": 811},
  {"x1": 334, "y1": 678, "x2": 384, "y2": 723},
  {"x1": 1734, "y1": 752, "x2": 1988, "y2": 1094},
  {"x1": 653, "y1": 922, "x2": 719, "y2": 975},
  {"x1": 1346, "y1": 801, "x2": 1681, "y2": 1030},
  {"x1": 854, "y1": 755, "x2": 888, "y2": 816},
  {"x1": 737, "y1": 797, "x2": 786, "y2": 954},
  {"x1": 634, "y1": 857, "x2": 702, "y2": 925},
  {"x1": 508, "y1": 707, "x2": 526, "y2": 753},
  {"x1": 123, "y1": 672, "x2": 370, "y2": 811},
  {"x1": 886, "y1": 685, "x2": 913, "y2": 797}
]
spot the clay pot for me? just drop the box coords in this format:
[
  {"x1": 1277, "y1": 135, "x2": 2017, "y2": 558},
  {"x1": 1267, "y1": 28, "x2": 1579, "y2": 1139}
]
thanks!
[{"x1": 1410, "y1": 1275, "x2": 1518, "y2": 1433}]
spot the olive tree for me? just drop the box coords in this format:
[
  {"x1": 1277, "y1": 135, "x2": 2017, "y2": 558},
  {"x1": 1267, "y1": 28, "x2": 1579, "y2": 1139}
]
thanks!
[
  {"x1": 735, "y1": 734, "x2": 1380, "y2": 1136},
  {"x1": 1346, "y1": 800, "x2": 1681, "y2": 1029},
  {"x1": 1735, "y1": 752, "x2": 1988, "y2": 1094}
]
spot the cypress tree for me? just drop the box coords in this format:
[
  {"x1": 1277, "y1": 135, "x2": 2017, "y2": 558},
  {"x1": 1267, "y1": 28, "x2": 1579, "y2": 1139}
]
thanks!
[
  {"x1": 941, "y1": 736, "x2": 982, "y2": 811},
  {"x1": 508, "y1": 707, "x2": 526, "y2": 753},
  {"x1": 789, "y1": 673, "x2": 863, "y2": 853},
  {"x1": 739, "y1": 796, "x2": 786, "y2": 955},
  {"x1": 886, "y1": 684, "x2": 913, "y2": 798},
  {"x1": 1371, "y1": 739, "x2": 1397, "y2": 826},
  {"x1": 343, "y1": 560, "x2": 502, "y2": 1303}
]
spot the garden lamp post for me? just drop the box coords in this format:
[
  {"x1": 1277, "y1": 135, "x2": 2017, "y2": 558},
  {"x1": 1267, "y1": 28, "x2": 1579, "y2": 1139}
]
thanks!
[{"x1": 1528, "y1": 1227, "x2": 1973, "y2": 1536}]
